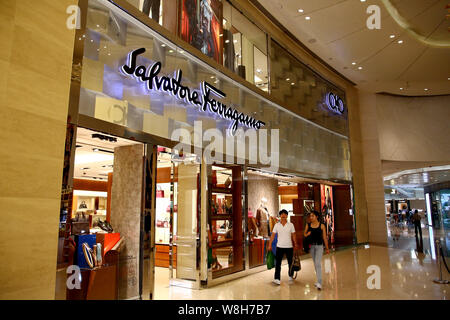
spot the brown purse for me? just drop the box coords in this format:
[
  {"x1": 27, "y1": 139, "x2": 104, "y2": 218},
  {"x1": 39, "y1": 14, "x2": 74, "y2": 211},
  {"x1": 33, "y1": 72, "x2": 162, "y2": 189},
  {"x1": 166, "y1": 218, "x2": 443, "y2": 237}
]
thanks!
[{"x1": 72, "y1": 212, "x2": 90, "y2": 235}]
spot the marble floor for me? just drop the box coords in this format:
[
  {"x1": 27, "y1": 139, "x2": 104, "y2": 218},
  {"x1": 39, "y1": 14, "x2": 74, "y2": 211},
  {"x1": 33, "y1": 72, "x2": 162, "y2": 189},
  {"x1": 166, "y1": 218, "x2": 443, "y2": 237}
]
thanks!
[
  {"x1": 56, "y1": 222, "x2": 449, "y2": 300},
  {"x1": 150, "y1": 244, "x2": 448, "y2": 300}
]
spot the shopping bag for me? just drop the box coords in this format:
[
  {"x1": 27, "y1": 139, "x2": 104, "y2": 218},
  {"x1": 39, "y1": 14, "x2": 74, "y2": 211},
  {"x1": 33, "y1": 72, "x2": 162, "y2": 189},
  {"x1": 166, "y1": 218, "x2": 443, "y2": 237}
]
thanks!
[
  {"x1": 208, "y1": 248, "x2": 214, "y2": 267},
  {"x1": 266, "y1": 250, "x2": 275, "y2": 270},
  {"x1": 271, "y1": 233, "x2": 278, "y2": 256}
]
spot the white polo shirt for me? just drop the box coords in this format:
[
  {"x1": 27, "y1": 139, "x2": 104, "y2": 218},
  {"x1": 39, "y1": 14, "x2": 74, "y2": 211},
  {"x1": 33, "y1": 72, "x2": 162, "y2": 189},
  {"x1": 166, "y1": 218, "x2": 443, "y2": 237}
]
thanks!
[{"x1": 272, "y1": 221, "x2": 296, "y2": 248}]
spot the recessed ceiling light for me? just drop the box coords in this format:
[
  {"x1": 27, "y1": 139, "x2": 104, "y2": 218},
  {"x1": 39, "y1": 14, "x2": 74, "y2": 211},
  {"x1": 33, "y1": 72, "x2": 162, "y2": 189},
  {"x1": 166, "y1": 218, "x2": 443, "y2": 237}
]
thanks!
[
  {"x1": 361, "y1": 0, "x2": 366, "y2": 2},
  {"x1": 286, "y1": 78, "x2": 290, "y2": 81},
  {"x1": 298, "y1": 9, "x2": 304, "y2": 13},
  {"x1": 305, "y1": 16, "x2": 311, "y2": 20},
  {"x1": 169, "y1": 49, "x2": 174, "y2": 53},
  {"x1": 398, "y1": 40, "x2": 403, "y2": 44},
  {"x1": 390, "y1": 35, "x2": 395, "y2": 39},
  {"x1": 352, "y1": 62, "x2": 356, "y2": 65},
  {"x1": 448, "y1": 77, "x2": 450, "y2": 80},
  {"x1": 291, "y1": 82, "x2": 295, "y2": 85},
  {"x1": 424, "y1": 88, "x2": 428, "y2": 91},
  {"x1": 225, "y1": 40, "x2": 230, "y2": 44},
  {"x1": 400, "y1": 88, "x2": 403, "y2": 90},
  {"x1": 358, "y1": 66, "x2": 363, "y2": 70}
]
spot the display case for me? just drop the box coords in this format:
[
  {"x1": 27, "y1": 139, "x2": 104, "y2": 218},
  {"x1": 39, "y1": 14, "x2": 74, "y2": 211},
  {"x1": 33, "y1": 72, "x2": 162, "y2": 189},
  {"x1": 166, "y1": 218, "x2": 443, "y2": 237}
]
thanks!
[{"x1": 208, "y1": 164, "x2": 244, "y2": 278}]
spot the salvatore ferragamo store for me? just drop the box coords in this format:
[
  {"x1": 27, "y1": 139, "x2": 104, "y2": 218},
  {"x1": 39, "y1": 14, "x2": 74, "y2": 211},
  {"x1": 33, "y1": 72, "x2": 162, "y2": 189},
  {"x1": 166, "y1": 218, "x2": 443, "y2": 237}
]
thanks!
[{"x1": 55, "y1": 0, "x2": 357, "y2": 300}]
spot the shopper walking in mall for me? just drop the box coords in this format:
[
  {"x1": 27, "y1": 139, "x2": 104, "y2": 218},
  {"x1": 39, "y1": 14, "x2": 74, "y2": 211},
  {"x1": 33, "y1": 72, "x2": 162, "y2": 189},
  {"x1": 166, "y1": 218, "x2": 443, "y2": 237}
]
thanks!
[
  {"x1": 412, "y1": 209, "x2": 423, "y2": 246},
  {"x1": 268, "y1": 209, "x2": 298, "y2": 285},
  {"x1": 304, "y1": 211, "x2": 330, "y2": 290}
]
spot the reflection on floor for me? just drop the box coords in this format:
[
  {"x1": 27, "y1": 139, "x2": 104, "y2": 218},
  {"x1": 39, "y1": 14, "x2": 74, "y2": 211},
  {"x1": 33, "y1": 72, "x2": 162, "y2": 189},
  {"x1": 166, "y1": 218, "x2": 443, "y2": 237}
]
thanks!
[
  {"x1": 56, "y1": 225, "x2": 449, "y2": 300},
  {"x1": 152, "y1": 245, "x2": 448, "y2": 300}
]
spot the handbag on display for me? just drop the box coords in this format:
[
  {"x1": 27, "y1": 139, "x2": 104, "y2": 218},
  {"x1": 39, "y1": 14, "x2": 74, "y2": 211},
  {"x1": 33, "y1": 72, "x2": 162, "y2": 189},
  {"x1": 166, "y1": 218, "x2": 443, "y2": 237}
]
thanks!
[
  {"x1": 72, "y1": 212, "x2": 90, "y2": 235},
  {"x1": 290, "y1": 250, "x2": 301, "y2": 279},
  {"x1": 79, "y1": 201, "x2": 88, "y2": 209}
]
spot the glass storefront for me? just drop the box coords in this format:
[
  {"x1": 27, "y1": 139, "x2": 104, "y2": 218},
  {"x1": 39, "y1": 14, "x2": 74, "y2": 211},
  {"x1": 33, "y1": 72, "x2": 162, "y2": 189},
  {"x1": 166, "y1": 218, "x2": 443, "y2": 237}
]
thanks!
[{"x1": 58, "y1": 0, "x2": 355, "y2": 300}]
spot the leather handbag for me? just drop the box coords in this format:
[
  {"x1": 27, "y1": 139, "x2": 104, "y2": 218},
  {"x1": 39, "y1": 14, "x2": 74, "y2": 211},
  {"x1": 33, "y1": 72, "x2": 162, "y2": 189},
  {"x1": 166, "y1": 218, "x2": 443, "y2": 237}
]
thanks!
[
  {"x1": 290, "y1": 250, "x2": 301, "y2": 279},
  {"x1": 79, "y1": 201, "x2": 88, "y2": 209},
  {"x1": 72, "y1": 212, "x2": 90, "y2": 235}
]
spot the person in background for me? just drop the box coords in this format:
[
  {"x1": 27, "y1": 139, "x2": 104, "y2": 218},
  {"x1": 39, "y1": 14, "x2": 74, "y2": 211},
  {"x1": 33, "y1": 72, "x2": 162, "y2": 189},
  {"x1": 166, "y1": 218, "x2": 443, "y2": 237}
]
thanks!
[
  {"x1": 413, "y1": 209, "x2": 423, "y2": 245},
  {"x1": 268, "y1": 209, "x2": 298, "y2": 285},
  {"x1": 304, "y1": 211, "x2": 330, "y2": 290}
]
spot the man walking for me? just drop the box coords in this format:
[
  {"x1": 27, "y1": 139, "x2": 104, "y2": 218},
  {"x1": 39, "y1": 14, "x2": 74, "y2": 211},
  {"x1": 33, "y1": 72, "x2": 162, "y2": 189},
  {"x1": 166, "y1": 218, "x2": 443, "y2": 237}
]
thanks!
[{"x1": 268, "y1": 210, "x2": 298, "y2": 285}]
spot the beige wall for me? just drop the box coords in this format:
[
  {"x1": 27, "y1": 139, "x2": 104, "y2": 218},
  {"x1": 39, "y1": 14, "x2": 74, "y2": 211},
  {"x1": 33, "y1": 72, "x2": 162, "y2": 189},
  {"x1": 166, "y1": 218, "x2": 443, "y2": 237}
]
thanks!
[
  {"x1": 0, "y1": 0, "x2": 76, "y2": 299},
  {"x1": 376, "y1": 94, "x2": 450, "y2": 162}
]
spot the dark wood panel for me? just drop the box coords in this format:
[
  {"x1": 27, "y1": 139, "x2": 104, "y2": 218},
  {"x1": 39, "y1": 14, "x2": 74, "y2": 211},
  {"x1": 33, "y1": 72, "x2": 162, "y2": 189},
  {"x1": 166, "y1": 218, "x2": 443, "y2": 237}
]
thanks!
[{"x1": 332, "y1": 185, "x2": 354, "y2": 247}]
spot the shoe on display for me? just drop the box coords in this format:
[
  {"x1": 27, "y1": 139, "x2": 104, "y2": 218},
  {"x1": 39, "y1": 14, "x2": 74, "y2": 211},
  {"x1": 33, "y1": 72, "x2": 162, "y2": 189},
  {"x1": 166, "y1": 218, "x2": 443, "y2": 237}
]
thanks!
[
  {"x1": 97, "y1": 220, "x2": 108, "y2": 232},
  {"x1": 104, "y1": 221, "x2": 114, "y2": 232},
  {"x1": 314, "y1": 282, "x2": 322, "y2": 290},
  {"x1": 273, "y1": 279, "x2": 280, "y2": 285}
]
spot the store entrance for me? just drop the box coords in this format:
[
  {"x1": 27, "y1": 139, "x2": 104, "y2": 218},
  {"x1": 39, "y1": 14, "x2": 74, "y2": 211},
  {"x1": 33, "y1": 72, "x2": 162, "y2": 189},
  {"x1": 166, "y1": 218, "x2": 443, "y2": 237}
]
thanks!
[
  {"x1": 144, "y1": 147, "x2": 201, "y2": 299},
  {"x1": 56, "y1": 127, "x2": 144, "y2": 300}
]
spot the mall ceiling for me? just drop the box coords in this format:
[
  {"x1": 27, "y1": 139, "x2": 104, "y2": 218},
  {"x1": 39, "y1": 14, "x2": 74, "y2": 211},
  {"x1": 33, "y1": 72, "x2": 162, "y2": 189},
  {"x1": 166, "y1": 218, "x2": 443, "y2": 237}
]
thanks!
[
  {"x1": 256, "y1": 0, "x2": 450, "y2": 96},
  {"x1": 384, "y1": 166, "x2": 450, "y2": 187}
]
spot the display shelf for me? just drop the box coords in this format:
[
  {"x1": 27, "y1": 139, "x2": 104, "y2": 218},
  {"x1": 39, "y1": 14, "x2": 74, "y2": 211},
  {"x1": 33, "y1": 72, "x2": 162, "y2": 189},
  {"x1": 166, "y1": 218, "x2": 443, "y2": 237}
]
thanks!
[
  {"x1": 210, "y1": 214, "x2": 233, "y2": 220},
  {"x1": 211, "y1": 240, "x2": 233, "y2": 248},
  {"x1": 211, "y1": 187, "x2": 233, "y2": 194}
]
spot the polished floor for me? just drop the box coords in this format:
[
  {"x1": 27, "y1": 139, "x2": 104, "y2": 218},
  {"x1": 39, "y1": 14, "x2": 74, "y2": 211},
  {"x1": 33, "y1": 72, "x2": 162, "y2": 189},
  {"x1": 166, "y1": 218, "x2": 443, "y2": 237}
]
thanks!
[{"x1": 56, "y1": 223, "x2": 449, "y2": 300}]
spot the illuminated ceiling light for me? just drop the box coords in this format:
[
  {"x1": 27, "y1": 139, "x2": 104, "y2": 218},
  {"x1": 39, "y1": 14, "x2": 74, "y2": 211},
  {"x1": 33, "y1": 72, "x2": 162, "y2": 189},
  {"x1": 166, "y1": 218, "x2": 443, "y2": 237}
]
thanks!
[
  {"x1": 169, "y1": 49, "x2": 174, "y2": 53},
  {"x1": 291, "y1": 82, "x2": 295, "y2": 85},
  {"x1": 397, "y1": 40, "x2": 403, "y2": 44},
  {"x1": 305, "y1": 16, "x2": 311, "y2": 20},
  {"x1": 179, "y1": 50, "x2": 184, "y2": 54},
  {"x1": 233, "y1": 40, "x2": 238, "y2": 43},
  {"x1": 225, "y1": 40, "x2": 230, "y2": 44},
  {"x1": 161, "y1": 44, "x2": 166, "y2": 47},
  {"x1": 361, "y1": 0, "x2": 366, "y2": 2},
  {"x1": 210, "y1": 76, "x2": 215, "y2": 79},
  {"x1": 286, "y1": 78, "x2": 290, "y2": 81},
  {"x1": 400, "y1": 87, "x2": 403, "y2": 90},
  {"x1": 390, "y1": 34, "x2": 396, "y2": 39},
  {"x1": 219, "y1": 34, "x2": 223, "y2": 37},
  {"x1": 358, "y1": 66, "x2": 363, "y2": 70},
  {"x1": 424, "y1": 88, "x2": 428, "y2": 91},
  {"x1": 352, "y1": 62, "x2": 356, "y2": 65},
  {"x1": 298, "y1": 9, "x2": 304, "y2": 13}
]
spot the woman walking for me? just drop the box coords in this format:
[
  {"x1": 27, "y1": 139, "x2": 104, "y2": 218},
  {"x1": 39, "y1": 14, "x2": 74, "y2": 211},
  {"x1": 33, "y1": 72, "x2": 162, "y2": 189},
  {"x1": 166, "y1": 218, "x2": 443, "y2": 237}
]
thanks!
[{"x1": 304, "y1": 211, "x2": 329, "y2": 290}]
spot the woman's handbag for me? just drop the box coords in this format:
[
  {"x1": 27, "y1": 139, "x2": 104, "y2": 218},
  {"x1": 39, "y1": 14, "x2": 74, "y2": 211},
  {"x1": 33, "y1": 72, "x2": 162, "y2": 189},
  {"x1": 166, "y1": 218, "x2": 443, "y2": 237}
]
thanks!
[
  {"x1": 79, "y1": 201, "x2": 88, "y2": 209},
  {"x1": 290, "y1": 250, "x2": 301, "y2": 279}
]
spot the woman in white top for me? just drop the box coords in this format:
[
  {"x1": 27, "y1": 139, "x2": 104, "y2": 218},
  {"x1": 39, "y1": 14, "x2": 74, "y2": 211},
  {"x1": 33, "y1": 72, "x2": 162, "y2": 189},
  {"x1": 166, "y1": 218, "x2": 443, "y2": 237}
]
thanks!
[{"x1": 268, "y1": 209, "x2": 298, "y2": 285}]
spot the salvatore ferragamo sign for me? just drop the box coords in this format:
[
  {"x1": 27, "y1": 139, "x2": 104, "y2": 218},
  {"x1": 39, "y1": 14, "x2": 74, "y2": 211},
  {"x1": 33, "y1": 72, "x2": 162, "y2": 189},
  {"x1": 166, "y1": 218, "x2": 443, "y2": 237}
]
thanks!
[{"x1": 121, "y1": 48, "x2": 265, "y2": 135}]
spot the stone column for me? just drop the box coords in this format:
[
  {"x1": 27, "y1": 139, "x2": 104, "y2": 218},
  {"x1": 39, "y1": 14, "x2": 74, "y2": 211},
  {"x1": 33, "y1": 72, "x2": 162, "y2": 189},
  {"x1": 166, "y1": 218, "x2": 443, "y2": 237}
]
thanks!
[
  {"x1": 110, "y1": 144, "x2": 144, "y2": 300},
  {"x1": 358, "y1": 91, "x2": 388, "y2": 245}
]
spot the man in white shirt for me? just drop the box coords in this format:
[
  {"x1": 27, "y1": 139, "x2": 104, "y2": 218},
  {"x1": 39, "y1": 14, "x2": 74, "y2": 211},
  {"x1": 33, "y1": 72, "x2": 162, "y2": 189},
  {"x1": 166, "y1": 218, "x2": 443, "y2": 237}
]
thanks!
[{"x1": 268, "y1": 209, "x2": 298, "y2": 284}]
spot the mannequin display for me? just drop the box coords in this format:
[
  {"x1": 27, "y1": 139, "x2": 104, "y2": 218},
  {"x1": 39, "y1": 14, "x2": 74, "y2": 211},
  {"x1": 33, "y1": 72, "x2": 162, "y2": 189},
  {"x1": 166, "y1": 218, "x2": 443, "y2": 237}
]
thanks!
[
  {"x1": 269, "y1": 214, "x2": 278, "y2": 233},
  {"x1": 248, "y1": 208, "x2": 257, "y2": 242},
  {"x1": 256, "y1": 199, "x2": 269, "y2": 238},
  {"x1": 142, "y1": 0, "x2": 161, "y2": 22}
]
